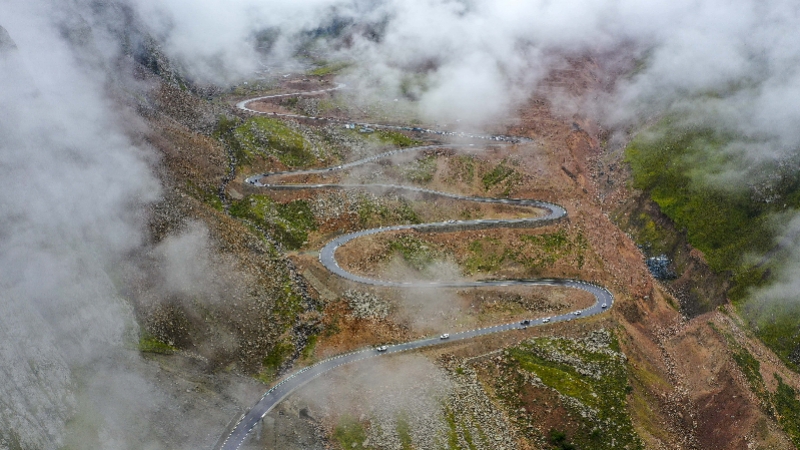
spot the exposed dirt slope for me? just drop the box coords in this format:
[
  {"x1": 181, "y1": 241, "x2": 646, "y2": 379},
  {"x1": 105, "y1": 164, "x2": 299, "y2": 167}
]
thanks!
[{"x1": 517, "y1": 55, "x2": 800, "y2": 449}]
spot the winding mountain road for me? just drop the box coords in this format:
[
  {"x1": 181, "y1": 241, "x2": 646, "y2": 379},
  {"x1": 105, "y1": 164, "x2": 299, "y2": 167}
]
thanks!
[{"x1": 214, "y1": 84, "x2": 614, "y2": 450}]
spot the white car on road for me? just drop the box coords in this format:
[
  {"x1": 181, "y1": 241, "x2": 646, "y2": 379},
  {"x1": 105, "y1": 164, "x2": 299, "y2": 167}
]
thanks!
[{"x1": 440, "y1": 334, "x2": 450, "y2": 340}]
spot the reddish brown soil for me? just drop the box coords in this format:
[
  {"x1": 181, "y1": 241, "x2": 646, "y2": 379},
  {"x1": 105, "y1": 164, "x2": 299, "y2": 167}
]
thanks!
[{"x1": 507, "y1": 55, "x2": 800, "y2": 449}]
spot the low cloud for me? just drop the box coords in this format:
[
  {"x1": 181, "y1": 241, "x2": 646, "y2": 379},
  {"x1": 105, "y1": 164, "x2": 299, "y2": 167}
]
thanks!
[
  {"x1": 296, "y1": 353, "x2": 452, "y2": 445},
  {"x1": 0, "y1": 2, "x2": 248, "y2": 448},
  {"x1": 0, "y1": 2, "x2": 161, "y2": 446},
  {"x1": 156, "y1": 222, "x2": 215, "y2": 298},
  {"x1": 748, "y1": 215, "x2": 800, "y2": 312},
  {"x1": 126, "y1": 0, "x2": 800, "y2": 170},
  {"x1": 6, "y1": 0, "x2": 800, "y2": 446}
]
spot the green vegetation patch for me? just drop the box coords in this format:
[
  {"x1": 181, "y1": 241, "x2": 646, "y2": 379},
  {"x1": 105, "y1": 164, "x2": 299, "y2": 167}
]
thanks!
[
  {"x1": 185, "y1": 179, "x2": 223, "y2": 211},
  {"x1": 301, "y1": 334, "x2": 318, "y2": 360},
  {"x1": 625, "y1": 211, "x2": 674, "y2": 257},
  {"x1": 388, "y1": 234, "x2": 438, "y2": 271},
  {"x1": 465, "y1": 238, "x2": 510, "y2": 273},
  {"x1": 549, "y1": 429, "x2": 577, "y2": 450},
  {"x1": 746, "y1": 301, "x2": 800, "y2": 373},
  {"x1": 482, "y1": 160, "x2": 521, "y2": 194},
  {"x1": 399, "y1": 73, "x2": 429, "y2": 100},
  {"x1": 445, "y1": 409, "x2": 459, "y2": 450},
  {"x1": 258, "y1": 340, "x2": 295, "y2": 383},
  {"x1": 344, "y1": 128, "x2": 423, "y2": 149},
  {"x1": 403, "y1": 154, "x2": 437, "y2": 183},
  {"x1": 711, "y1": 322, "x2": 800, "y2": 444},
  {"x1": 625, "y1": 121, "x2": 800, "y2": 369},
  {"x1": 506, "y1": 332, "x2": 643, "y2": 450},
  {"x1": 442, "y1": 406, "x2": 484, "y2": 450},
  {"x1": 396, "y1": 414, "x2": 413, "y2": 450},
  {"x1": 520, "y1": 230, "x2": 587, "y2": 269},
  {"x1": 138, "y1": 333, "x2": 177, "y2": 355},
  {"x1": 230, "y1": 195, "x2": 317, "y2": 249},
  {"x1": 449, "y1": 155, "x2": 476, "y2": 184},
  {"x1": 308, "y1": 61, "x2": 351, "y2": 77},
  {"x1": 275, "y1": 279, "x2": 306, "y2": 322},
  {"x1": 357, "y1": 195, "x2": 420, "y2": 228},
  {"x1": 214, "y1": 114, "x2": 247, "y2": 162},
  {"x1": 711, "y1": 322, "x2": 771, "y2": 404},
  {"x1": 334, "y1": 416, "x2": 369, "y2": 450},
  {"x1": 464, "y1": 230, "x2": 587, "y2": 275},
  {"x1": 315, "y1": 96, "x2": 347, "y2": 115},
  {"x1": 625, "y1": 123, "x2": 799, "y2": 290},
  {"x1": 233, "y1": 116, "x2": 316, "y2": 168},
  {"x1": 0, "y1": 429, "x2": 25, "y2": 450},
  {"x1": 734, "y1": 345, "x2": 767, "y2": 398},
  {"x1": 773, "y1": 374, "x2": 800, "y2": 446},
  {"x1": 375, "y1": 129, "x2": 422, "y2": 148}
]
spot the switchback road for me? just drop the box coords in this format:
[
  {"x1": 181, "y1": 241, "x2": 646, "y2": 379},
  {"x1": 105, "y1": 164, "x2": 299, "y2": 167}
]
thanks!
[{"x1": 214, "y1": 85, "x2": 613, "y2": 450}]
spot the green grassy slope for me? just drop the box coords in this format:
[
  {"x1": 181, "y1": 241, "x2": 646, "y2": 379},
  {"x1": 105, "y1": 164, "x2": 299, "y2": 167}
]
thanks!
[{"x1": 625, "y1": 122, "x2": 800, "y2": 371}]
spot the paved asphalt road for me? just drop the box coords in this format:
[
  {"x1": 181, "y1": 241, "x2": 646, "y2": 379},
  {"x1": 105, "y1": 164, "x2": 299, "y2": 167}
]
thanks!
[
  {"x1": 214, "y1": 88, "x2": 614, "y2": 450},
  {"x1": 235, "y1": 84, "x2": 530, "y2": 144}
]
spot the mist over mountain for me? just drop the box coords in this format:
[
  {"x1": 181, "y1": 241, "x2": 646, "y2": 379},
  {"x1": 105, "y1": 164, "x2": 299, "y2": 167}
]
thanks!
[
  {"x1": 2, "y1": 0, "x2": 800, "y2": 448},
  {"x1": 127, "y1": 0, "x2": 800, "y2": 325},
  {"x1": 0, "y1": 3, "x2": 238, "y2": 448},
  {"x1": 128, "y1": 0, "x2": 800, "y2": 151},
  {"x1": 0, "y1": 5, "x2": 158, "y2": 446}
]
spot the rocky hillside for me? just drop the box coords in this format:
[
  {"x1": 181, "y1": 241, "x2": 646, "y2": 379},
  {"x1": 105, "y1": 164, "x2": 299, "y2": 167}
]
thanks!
[
  {"x1": 130, "y1": 51, "x2": 800, "y2": 449},
  {"x1": 3, "y1": 4, "x2": 800, "y2": 448}
]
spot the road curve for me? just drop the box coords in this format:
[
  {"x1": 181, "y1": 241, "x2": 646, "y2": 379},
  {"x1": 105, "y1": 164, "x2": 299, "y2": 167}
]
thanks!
[
  {"x1": 214, "y1": 87, "x2": 614, "y2": 450},
  {"x1": 235, "y1": 84, "x2": 531, "y2": 144}
]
